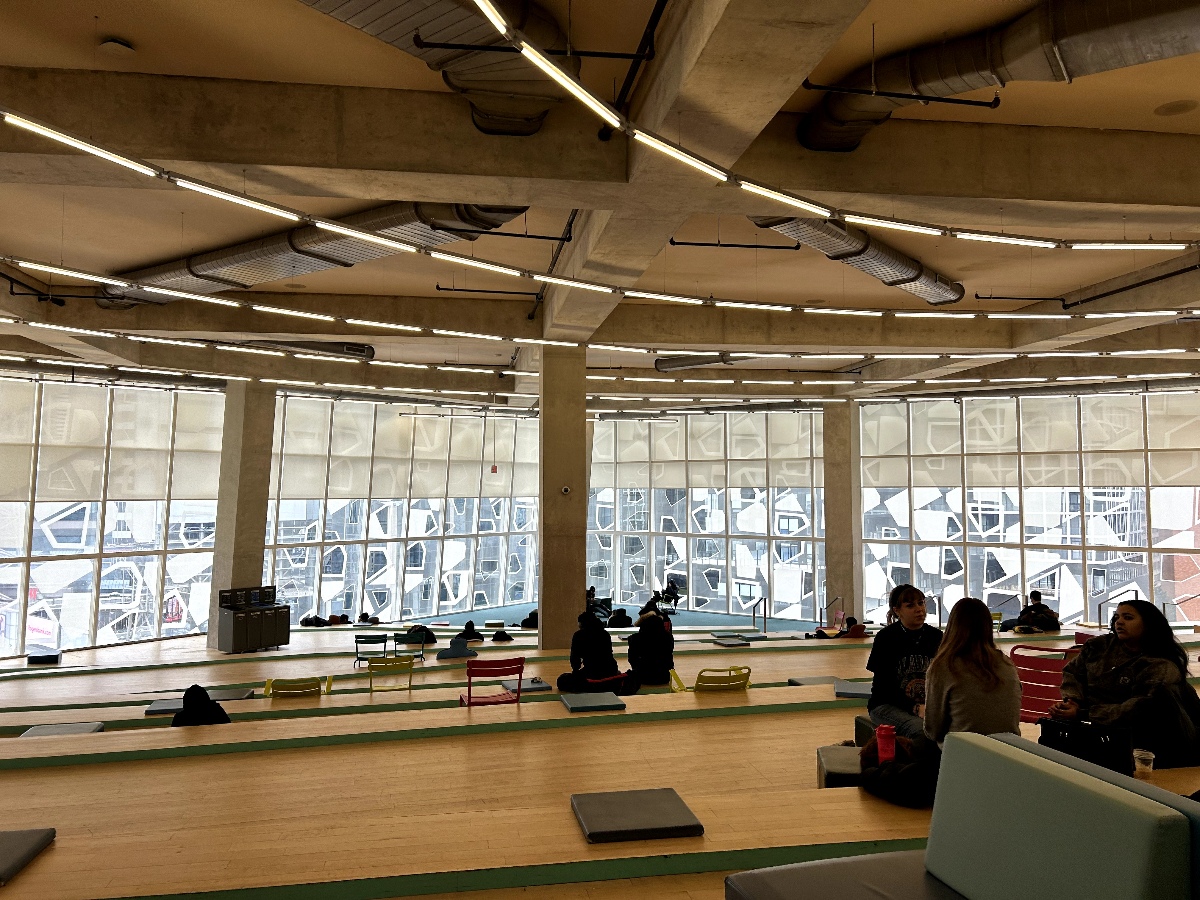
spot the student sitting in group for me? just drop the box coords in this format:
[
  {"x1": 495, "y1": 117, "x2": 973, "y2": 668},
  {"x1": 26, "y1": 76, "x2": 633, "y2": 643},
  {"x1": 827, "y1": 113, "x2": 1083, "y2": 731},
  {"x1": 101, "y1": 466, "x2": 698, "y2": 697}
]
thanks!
[
  {"x1": 923, "y1": 597, "x2": 1021, "y2": 745},
  {"x1": 455, "y1": 619, "x2": 485, "y2": 642},
  {"x1": 627, "y1": 609, "x2": 674, "y2": 685},
  {"x1": 557, "y1": 611, "x2": 621, "y2": 692},
  {"x1": 1050, "y1": 599, "x2": 1200, "y2": 768},
  {"x1": 663, "y1": 579, "x2": 681, "y2": 611},
  {"x1": 866, "y1": 585, "x2": 943, "y2": 740},
  {"x1": 171, "y1": 684, "x2": 231, "y2": 728},
  {"x1": 812, "y1": 616, "x2": 868, "y2": 639},
  {"x1": 999, "y1": 589, "x2": 1060, "y2": 633},
  {"x1": 607, "y1": 607, "x2": 633, "y2": 628}
]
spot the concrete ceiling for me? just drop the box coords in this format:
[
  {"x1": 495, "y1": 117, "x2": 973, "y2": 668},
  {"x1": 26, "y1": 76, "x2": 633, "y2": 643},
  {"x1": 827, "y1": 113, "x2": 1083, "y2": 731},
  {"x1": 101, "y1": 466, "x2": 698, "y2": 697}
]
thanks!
[{"x1": 1, "y1": 0, "x2": 1200, "y2": 412}]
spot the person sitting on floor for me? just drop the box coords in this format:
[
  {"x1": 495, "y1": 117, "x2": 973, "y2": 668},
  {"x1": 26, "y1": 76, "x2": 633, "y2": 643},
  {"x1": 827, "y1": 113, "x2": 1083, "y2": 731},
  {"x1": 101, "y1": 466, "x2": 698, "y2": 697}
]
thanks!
[
  {"x1": 866, "y1": 585, "x2": 943, "y2": 740},
  {"x1": 1050, "y1": 599, "x2": 1200, "y2": 768},
  {"x1": 1000, "y1": 589, "x2": 1060, "y2": 632},
  {"x1": 663, "y1": 579, "x2": 681, "y2": 611},
  {"x1": 812, "y1": 616, "x2": 867, "y2": 639},
  {"x1": 556, "y1": 611, "x2": 620, "y2": 692},
  {"x1": 171, "y1": 684, "x2": 231, "y2": 728},
  {"x1": 518, "y1": 609, "x2": 539, "y2": 630},
  {"x1": 628, "y1": 609, "x2": 674, "y2": 686},
  {"x1": 923, "y1": 597, "x2": 1021, "y2": 746},
  {"x1": 607, "y1": 607, "x2": 633, "y2": 628},
  {"x1": 455, "y1": 619, "x2": 485, "y2": 643}
]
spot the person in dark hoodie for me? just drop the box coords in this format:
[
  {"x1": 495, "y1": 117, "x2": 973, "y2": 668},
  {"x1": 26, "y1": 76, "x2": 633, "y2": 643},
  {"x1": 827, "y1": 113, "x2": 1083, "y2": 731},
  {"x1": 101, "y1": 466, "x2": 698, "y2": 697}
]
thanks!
[
  {"x1": 171, "y1": 685, "x2": 231, "y2": 728},
  {"x1": 627, "y1": 609, "x2": 674, "y2": 685},
  {"x1": 456, "y1": 619, "x2": 485, "y2": 642},
  {"x1": 557, "y1": 610, "x2": 620, "y2": 692}
]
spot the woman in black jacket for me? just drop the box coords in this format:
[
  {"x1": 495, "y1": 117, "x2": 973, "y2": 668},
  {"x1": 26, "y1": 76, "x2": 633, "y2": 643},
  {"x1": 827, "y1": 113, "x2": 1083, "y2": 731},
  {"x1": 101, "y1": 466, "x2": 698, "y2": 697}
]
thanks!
[
  {"x1": 628, "y1": 611, "x2": 674, "y2": 685},
  {"x1": 557, "y1": 611, "x2": 620, "y2": 692},
  {"x1": 866, "y1": 585, "x2": 943, "y2": 739}
]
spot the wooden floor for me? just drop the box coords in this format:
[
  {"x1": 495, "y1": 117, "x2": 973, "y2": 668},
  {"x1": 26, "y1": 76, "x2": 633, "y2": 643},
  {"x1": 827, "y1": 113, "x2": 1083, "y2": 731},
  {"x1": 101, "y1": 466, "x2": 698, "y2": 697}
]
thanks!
[{"x1": 0, "y1": 704, "x2": 927, "y2": 899}]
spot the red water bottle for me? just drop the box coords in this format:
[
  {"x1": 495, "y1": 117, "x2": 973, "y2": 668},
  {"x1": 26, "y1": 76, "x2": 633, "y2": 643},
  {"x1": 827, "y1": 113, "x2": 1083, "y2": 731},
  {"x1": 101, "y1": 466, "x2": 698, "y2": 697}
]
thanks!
[{"x1": 876, "y1": 724, "x2": 896, "y2": 763}]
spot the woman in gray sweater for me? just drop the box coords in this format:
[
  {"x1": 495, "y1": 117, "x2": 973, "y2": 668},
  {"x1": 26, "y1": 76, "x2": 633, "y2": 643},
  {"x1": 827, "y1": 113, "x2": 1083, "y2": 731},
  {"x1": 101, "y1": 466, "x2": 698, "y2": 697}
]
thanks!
[{"x1": 924, "y1": 597, "x2": 1022, "y2": 745}]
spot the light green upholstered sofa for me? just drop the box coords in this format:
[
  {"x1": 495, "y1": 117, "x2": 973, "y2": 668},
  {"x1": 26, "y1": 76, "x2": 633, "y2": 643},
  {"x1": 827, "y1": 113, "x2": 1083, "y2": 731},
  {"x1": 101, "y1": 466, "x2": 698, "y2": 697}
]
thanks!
[{"x1": 726, "y1": 732, "x2": 1192, "y2": 900}]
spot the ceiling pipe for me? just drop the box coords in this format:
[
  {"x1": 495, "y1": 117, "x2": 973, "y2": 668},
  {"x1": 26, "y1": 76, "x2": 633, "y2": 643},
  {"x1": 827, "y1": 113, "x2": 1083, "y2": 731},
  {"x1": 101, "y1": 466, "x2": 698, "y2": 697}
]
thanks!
[
  {"x1": 801, "y1": 0, "x2": 1200, "y2": 152},
  {"x1": 751, "y1": 216, "x2": 964, "y2": 306}
]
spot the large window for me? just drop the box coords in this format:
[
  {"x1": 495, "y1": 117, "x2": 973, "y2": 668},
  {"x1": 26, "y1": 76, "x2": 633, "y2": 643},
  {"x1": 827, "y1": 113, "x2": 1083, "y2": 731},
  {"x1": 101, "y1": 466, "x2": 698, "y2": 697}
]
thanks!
[
  {"x1": 0, "y1": 381, "x2": 223, "y2": 657},
  {"x1": 263, "y1": 398, "x2": 539, "y2": 623},
  {"x1": 861, "y1": 395, "x2": 1200, "y2": 625},
  {"x1": 587, "y1": 412, "x2": 823, "y2": 619}
]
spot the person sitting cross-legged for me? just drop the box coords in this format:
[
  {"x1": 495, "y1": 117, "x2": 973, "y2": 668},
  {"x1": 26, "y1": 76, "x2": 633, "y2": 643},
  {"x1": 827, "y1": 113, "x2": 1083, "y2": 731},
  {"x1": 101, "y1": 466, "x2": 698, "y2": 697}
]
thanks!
[{"x1": 866, "y1": 585, "x2": 943, "y2": 740}]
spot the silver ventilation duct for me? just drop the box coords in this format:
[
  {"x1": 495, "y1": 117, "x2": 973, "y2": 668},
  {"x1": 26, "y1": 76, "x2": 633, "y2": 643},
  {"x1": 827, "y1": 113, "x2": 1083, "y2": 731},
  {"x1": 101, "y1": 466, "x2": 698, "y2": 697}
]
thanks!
[
  {"x1": 751, "y1": 216, "x2": 965, "y2": 306},
  {"x1": 300, "y1": 0, "x2": 579, "y2": 136},
  {"x1": 801, "y1": 0, "x2": 1200, "y2": 152},
  {"x1": 107, "y1": 201, "x2": 526, "y2": 307}
]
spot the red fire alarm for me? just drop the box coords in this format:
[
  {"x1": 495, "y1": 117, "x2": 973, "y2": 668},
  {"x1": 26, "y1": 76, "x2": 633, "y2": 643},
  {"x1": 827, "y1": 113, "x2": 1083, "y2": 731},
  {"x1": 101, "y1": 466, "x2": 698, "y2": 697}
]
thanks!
[{"x1": 491, "y1": 465, "x2": 498, "y2": 474}]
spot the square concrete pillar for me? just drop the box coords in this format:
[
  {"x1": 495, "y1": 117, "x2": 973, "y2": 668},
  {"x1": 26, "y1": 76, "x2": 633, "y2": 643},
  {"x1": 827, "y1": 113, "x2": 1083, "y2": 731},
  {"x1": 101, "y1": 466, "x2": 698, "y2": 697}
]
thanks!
[
  {"x1": 208, "y1": 381, "x2": 276, "y2": 647},
  {"x1": 538, "y1": 346, "x2": 588, "y2": 649},
  {"x1": 821, "y1": 402, "x2": 864, "y2": 622}
]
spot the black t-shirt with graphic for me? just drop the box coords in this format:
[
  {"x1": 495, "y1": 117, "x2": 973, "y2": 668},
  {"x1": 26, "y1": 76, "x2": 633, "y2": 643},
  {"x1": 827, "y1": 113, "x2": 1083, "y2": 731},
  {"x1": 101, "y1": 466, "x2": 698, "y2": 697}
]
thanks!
[{"x1": 866, "y1": 622, "x2": 943, "y2": 714}]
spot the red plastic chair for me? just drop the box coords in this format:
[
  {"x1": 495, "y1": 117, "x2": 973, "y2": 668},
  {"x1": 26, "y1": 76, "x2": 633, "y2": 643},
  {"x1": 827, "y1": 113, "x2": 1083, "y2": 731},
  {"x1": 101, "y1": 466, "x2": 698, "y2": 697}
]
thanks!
[
  {"x1": 1009, "y1": 644, "x2": 1082, "y2": 723},
  {"x1": 459, "y1": 657, "x2": 526, "y2": 707}
]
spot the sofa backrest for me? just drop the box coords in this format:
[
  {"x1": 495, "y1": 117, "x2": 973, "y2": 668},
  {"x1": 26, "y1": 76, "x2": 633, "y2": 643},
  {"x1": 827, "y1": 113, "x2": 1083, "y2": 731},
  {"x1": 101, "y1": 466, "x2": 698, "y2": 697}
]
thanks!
[
  {"x1": 994, "y1": 733, "x2": 1200, "y2": 899},
  {"x1": 927, "y1": 733, "x2": 1190, "y2": 900}
]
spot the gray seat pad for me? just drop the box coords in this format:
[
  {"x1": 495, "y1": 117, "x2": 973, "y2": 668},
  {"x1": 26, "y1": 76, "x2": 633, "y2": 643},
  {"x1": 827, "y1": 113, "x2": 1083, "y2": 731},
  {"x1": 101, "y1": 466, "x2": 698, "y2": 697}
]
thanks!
[
  {"x1": 560, "y1": 692, "x2": 626, "y2": 712},
  {"x1": 0, "y1": 828, "x2": 55, "y2": 886},
  {"x1": 19, "y1": 723, "x2": 103, "y2": 737},
  {"x1": 725, "y1": 850, "x2": 963, "y2": 900},
  {"x1": 145, "y1": 689, "x2": 254, "y2": 716},
  {"x1": 572, "y1": 788, "x2": 703, "y2": 843},
  {"x1": 501, "y1": 677, "x2": 552, "y2": 693},
  {"x1": 834, "y1": 679, "x2": 872, "y2": 699}
]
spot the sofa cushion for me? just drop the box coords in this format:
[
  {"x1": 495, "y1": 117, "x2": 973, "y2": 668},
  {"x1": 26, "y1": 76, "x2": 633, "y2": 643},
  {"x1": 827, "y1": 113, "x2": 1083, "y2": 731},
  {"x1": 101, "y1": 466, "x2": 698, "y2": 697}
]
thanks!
[
  {"x1": 0, "y1": 829, "x2": 55, "y2": 886},
  {"x1": 927, "y1": 733, "x2": 1190, "y2": 900},
  {"x1": 993, "y1": 733, "x2": 1200, "y2": 900},
  {"x1": 725, "y1": 850, "x2": 963, "y2": 900}
]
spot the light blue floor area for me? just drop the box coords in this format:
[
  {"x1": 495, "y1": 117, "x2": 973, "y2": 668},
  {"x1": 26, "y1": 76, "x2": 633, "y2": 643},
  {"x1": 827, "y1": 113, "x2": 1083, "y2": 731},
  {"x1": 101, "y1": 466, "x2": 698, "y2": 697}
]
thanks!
[{"x1": 407, "y1": 602, "x2": 820, "y2": 632}]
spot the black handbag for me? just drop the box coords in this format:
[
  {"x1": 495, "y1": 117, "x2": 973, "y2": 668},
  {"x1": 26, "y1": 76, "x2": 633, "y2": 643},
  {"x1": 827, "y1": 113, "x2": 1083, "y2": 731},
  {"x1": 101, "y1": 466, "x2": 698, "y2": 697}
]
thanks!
[{"x1": 1037, "y1": 717, "x2": 1134, "y2": 776}]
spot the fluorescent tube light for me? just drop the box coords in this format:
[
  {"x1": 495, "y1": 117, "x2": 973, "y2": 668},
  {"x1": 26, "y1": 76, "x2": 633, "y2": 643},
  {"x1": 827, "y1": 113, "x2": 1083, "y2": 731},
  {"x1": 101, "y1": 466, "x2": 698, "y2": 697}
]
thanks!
[
  {"x1": 513, "y1": 338, "x2": 579, "y2": 347},
  {"x1": 864, "y1": 380, "x2": 917, "y2": 385},
  {"x1": 682, "y1": 379, "x2": 734, "y2": 384},
  {"x1": 191, "y1": 372, "x2": 251, "y2": 381},
  {"x1": 15, "y1": 260, "x2": 128, "y2": 287},
  {"x1": 1126, "y1": 373, "x2": 1193, "y2": 379},
  {"x1": 36, "y1": 358, "x2": 108, "y2": 369},
  {"x1": 894, "y1": 312, "x2": 977, "y2": 319},
  {"x1": 585, "y1": 375, "x2": 617, "y2": 380},
  {"x1": 953, "y1": 231, "x2": 1058, "y2": 249},
  {"x1": 947, "y1": 353, "x2": 1016, "y2": 359},
  {"x1": 930, "y1": 378, "x2": 982, "y2": 384},
  {"x1": 1083, "y1": 311, "x2": 1176, "y2": 319},
  {"x1": 874, "y1": 354, "x2": 940, "y2": 359},
  {"x1": 623, "y1": 290, "x2": 703, "y2": 305},
  {"x1": 432, "y1": 329, "x2": 506, "y2": 341},
  {"x1": 800, "y1": 354, "x2": 866, "y2": 360},
  {"x1": 118, "y1": 366, "x2": 184, "y2": 376},
  {"x1": 262, "y1": 378, "x2": 318, "y2": 386},
  {"x1": 501, "y1": 370, "x2": 540, "y2": 377},
  {"x1": 251, "y1": 305, "x2": 336, "y2": 322},
  {"x1": 533, "y1": 274, "x2": 613, "y2": 293},
  {"x1": 0, "y1": 354, "x2": 25, "y2": 362},
  {"x1": 990, "y1": 378, "x2": 1048, "y2": 383},
  {"x1": 471, "y1": 0, "x2": 509, "y2": 33},
  {"x1": 428, "y1": 252, "x2": 523, "y2": 278},
  {"x1": 624, "y1": 376, "x2": 674, "y2": 382},
  {"x1": 437, "y1": 366, "x2": 498, "y2": 374},
  {"x1": 804, "y1": 308, "x2": 884, "y2": 317},
  {"x1": 324, "y1": 383, "x2": 377, "y2": 391},
  {"x1": 631, "y1": 130, "x2": 728, "y2": 181},
  {"x1": 591, "y1": 345, "x2": 650, "y2": 353},
  {"x1": 313, "y1": 221, "x2": 418, "y2": 253},
  {"x1": 125, "y1": 335, "x2": 207, "y2": 349},
  {"x1": 519, "y1": 45, "x2": 621, "y2": 129},
  {"x1": 217, "y1": 345, "x2": 285, "y2": 357},
  {"x1": 3, "y1": 114, "x2": 159, "y2": 176},
  {"x1": 343, "y1": 318, "x2": 422, "y2": 332},
  {"x1": 1109, "y1": 349, "x2": 1188, "y2": 356},
  {"x1": 370, "y1": 360, "x2": 429, "y2": 369},
  {"x1": 1069, "y1": 242, "x2": 1190, "y2": 251},
  {"x1": 802, "y1": 379, "x2": 852, "y2": 385},
  {"x1": 293, "y1": 353, "x2": 359, "y2": 364},
  {"x1": 173, "y1": 179, "x2": 301, "y2": 221},
  {"x1": 985, "y1": 313, "x2": 1072, "y2": 320},
  {"x1": 714, "y1": 301, "x2": 792, "y2": 311},
  {"x1": 737, "y1": 182, "x2": 830, "y2": 217},
  {"x1": 140, "y1": 286, "x2": 242, "y2": 307},
  {"x1": 843, "y1": 214, "x2": 943, "y2": 236},
  {"x1": 26, "y1": 321, "x2": 111, "y2": 337},
  {"x1": 741, "y1": 379, "x2": 792, "y2": 385}
]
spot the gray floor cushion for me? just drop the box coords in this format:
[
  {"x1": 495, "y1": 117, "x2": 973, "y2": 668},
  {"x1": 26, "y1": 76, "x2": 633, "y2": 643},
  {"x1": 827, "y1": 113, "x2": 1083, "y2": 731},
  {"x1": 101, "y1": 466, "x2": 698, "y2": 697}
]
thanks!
[
  {"x1": 834, "y1": 679, "x2": 872, "y2": 700},
  {"x1": 817, "y1": 744, "x2": 862, "y2": 788},
  {"x1": 571, "y1": 788, "x2": 704, "y2": 843},
  {"x1": 711, "y1": 631, "x2": 743, "y2": 638},
  {"x1": 501, "y1": 677, "x2": 553, "y2": 693},
  {"x1": 19, "y1": 722, "x2": 103, "y2": 738},
  {"x1": 144, "y1": 689, "x2": 254, "y2": 716},
  {"x1": 725, "y1": 850, "x2": 963, "y2": 900},
  {"x1": 560, "y1": 692, "x2": 626, "y2": 712},
  {"x1": 0, "y1": 828, "x2": 55, "y2": 886},
  {"x1": 713, "y1": 638, "x2": 750, "y2": 648}
]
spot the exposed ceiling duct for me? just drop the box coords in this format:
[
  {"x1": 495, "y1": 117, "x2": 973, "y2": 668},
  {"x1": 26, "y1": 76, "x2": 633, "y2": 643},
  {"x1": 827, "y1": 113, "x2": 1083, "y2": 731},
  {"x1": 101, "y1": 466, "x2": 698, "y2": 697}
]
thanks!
[
  {"x1": 300, "y1": 0, "x2": 579, "y2": 136},
  {"x1": 106, "y1": 201, "x2": 526, "y2": 307},
  {"x1": 800, "y1": 0, "x2": 1200, "y2": 152},
  {"x1": 751, "y1": 216, "x2": 965, "y2": 306}
]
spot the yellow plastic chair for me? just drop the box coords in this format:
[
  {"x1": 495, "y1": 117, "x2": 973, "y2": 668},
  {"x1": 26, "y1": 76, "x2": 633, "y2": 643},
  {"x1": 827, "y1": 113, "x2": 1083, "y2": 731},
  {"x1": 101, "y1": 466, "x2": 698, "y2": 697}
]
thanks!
[
  {"x1": 263, "y1": 676, "x2": 333, "y2": 698},
  {"x1": 368, "y1": 656, "x2": 416, "y2": 692},
  {"x1": 669, "y1": 666, "x2": 751, "y2": 692}
]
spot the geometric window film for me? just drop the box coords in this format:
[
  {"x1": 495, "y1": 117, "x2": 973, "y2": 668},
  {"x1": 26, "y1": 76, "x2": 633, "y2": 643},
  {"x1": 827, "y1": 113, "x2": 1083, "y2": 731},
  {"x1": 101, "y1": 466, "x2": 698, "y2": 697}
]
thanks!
[
  {"x1": 0, "y1": 382, "x2": 222, "y2": 656},
  {"x1": 587, "y1": 412, "x2": 823, "y2": 620},
  {"x1": 861, "y1": 394, "x2": 1200, "y2": 625}
]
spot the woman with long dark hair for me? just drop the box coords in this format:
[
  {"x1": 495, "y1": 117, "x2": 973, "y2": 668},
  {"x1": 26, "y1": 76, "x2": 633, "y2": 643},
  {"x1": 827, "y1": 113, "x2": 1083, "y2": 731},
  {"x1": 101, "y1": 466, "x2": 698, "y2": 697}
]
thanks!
[
  {"x1": 923, "y1": 597, "x2": 1021, "y2": 744},
  {"x1": 1051, "y1": 599, "x2": 1200, "y2": 767},
  {"x1": 866, "y1": 585, "x2": 943, "y2": 739}
]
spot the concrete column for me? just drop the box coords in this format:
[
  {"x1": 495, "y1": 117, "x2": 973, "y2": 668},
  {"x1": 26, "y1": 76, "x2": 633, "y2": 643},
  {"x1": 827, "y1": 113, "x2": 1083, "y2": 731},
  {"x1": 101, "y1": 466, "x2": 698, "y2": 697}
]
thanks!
[
  {"x1": 537, "y1": 346, "x2": 588, "y2": 649},
  {"x1": 208, "y1": 381, "x2": 276, "y2": 648},
  {"x1": 821, "y1": 402, "x2": 864, "y2": 622}
]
